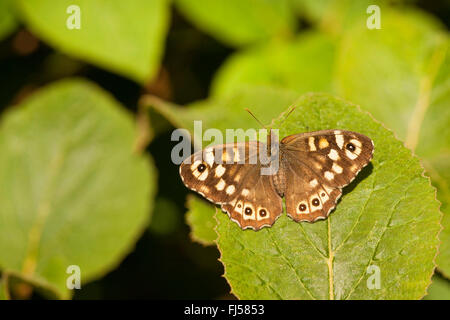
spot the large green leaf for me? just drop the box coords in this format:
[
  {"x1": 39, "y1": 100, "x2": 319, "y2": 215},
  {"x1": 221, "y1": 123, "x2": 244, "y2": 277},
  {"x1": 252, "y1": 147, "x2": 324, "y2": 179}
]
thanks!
[
  {"x1": 424, "y1": 275, "x2": 450, "y2": 300},
  {"x1": 335, "y1": 9, "x2": 450, "y2": 277},
  {"x1": 0, "y1": 79, "x2": 156, "y2": 299},
  {"x1": 290, "y1": 0, "x2": 390, "y2": 35},
  {"x1": 212, "y1": 8, "x2": 450, "y2": 278},
  {"x1": 150, "y1": 87, "x2": 441, "y2": 299},
  {"x1": 185, "y1": 195, "x2": 217, "y2": 246},
  {"x1": 211, "y1": 32, "x2": 336, "y2": 97},
  {"x1": 174, "y1": 0, "x2": 296, "y2": 47},
  {"x1": 18, "y1": 0, "x2": 170, "y2": 83},
  {"x1": 0, "y1": 0, "x2": 18, "y2": 41}
]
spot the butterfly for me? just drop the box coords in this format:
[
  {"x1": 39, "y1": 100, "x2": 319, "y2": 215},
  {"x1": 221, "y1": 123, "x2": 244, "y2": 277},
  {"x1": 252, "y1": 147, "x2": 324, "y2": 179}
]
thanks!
[{"x1": 179, "y1": 121, "x2": 374, "y2": 230}]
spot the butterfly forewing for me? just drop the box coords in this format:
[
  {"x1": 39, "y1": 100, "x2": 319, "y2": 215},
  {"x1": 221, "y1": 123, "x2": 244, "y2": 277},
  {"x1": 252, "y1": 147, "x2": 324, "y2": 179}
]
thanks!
[
  {"x1": 281, "y1": 130, "x2": 374, "y2": 222},
  {"x1": 179, "y1": 141, "x2": 283, "y2": 230}
]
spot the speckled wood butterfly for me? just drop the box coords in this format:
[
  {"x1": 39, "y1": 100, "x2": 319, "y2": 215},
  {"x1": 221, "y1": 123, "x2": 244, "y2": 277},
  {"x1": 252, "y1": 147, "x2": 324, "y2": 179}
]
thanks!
[{"x1": 179, "y1": 121, "x2": 374, "y2": 230}]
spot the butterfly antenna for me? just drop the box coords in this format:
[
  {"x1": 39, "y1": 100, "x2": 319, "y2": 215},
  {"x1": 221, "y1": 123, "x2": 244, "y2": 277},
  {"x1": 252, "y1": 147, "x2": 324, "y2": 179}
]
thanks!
[
  {"x1": 245, "y1": 108, "x2": 266, "y2": 129},
  {"x1": 283, "y1": 105, "x2": 296, "y2": 122}
]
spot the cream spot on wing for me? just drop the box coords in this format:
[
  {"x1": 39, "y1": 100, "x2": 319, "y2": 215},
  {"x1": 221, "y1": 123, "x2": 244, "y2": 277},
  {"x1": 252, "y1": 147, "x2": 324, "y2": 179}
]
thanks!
[
  {"x1": 191, "y1": 160, "x2": 201, "y2": 171},
  {"x1": 215, "y1": 179, "x2": 226, "y2": 191},
  {"x1": 204, "y1": 150, "x2": 214, "y2": 167},
  {"x1": 332, "y1": 163, "x2": 343, "y2": 174},
  {"x1": 215, "y1": 165, "x2": 226, "y2": 178},
  {"x1": 233, "y1": 146, "x2": 240, "y2": 162},
  {"x1": 323, "y1": 185, "x2": 334, "y2": 194},
  {"x1": 353, "y1": 146, "x2": 362, "y2": 155},
  {"x1": 308, "y1": 137, "x2": 316, "y2": 151},
  {"x1": 242, "y1": 188, "x2": 250, "y2": 196},
  {"x1": 309, "y1": 179, "x2": 318, "y2": 187},
  {"x1": 192, "y1": 170, "x2": 201, "y2": 178},
  {"x1": 345, "y1": 150, "x2": 358, "y2": 160},
  {"x1": 226, "y1": 185, "x2": 236, "y2": 195},
  {"x1": 198, "y1": 169, "x2": 209, "y2": 181},
  {"x1": 336, "y1": 135, "x2": 344, "y2": 149},
  {"x1": 234, "y1": 174, "x2": 241, "y2": 182},
  {"x1": 328, "y1": 149, "x2": 339, "y2": 161},
  {"x1": 235, "y1": 200, "x2": 243, "y2": 214},
  {"x1": 324, "y1": 171, "x2": 334, "y2": 180},
  {"x1": 350, "y1": 164, "x2": 358, "y2": 172},
  {"x1": 314, "y1": 162, "x2": 322, "y2": 170},
  {"x1": 199, "y1": 185, "x2": 210, "y2": 194},
  {"x1": 319, "y1": 138, "x2": 329, "y2": 149},
  {"x1": 350, "y1": 138, "x2": 362, "y2": 148}
]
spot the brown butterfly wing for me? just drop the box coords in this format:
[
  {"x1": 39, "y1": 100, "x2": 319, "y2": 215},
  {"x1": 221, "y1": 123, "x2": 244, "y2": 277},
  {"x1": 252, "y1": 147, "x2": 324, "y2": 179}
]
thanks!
[
  {"x1": 280, "y1": 130, "x2": 374, "y2": 222},
  {"x1": 179, "y1": 141, "x2": 283, "y2": 230}
]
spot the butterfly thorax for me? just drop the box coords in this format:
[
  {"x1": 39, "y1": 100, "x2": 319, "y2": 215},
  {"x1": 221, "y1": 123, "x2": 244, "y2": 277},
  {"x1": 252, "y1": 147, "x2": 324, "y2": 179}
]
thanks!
[{"x1": 265, "y1": 130, "x2": 286, "y2": 197}]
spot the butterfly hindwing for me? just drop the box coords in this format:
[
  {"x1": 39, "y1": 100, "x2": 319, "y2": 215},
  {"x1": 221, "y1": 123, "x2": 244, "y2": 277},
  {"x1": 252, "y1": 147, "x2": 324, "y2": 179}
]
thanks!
[
  {"x1": 179, "y1": 141, "x2": 283, "y2": 230},
  {"x1": 282, "y1": 158, "x2": 343, "y2": 222},
  {"x1": 281, "y1": 130, "x2": 374, "y2": 221},
  {"x1": 221, "y1": 165, "x2": 283, "y2": 230}
]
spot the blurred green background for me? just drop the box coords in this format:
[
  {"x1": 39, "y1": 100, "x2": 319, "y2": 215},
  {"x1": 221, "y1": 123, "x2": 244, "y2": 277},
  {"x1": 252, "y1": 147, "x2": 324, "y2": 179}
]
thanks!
[{"x1": 0, "y1": 0, "x2": 449, "y2": 299}]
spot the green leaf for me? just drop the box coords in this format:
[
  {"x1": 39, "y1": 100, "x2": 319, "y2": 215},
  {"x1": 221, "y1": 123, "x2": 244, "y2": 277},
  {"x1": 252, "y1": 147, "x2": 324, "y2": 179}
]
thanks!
[
  {"x1": 151, "y1": 87, "x2": 441, "y2": 299},
  {"x1": 212, "y1": 8, "x2": 450, "y2": 278},
  {"x1": 174, "y1": 0, "x2": 296, "y2": 47},
  {"x1": 148, "y1": 197, "x2": 181, "y2": 236},
  {"x1": 335, "y1": 9, "x2": 450, "y2": 277},
  {"x1": 212, "y1": 32, "x2": 336, "y2": 98},
  {"x1": 18, "y1": 0, "x2": 170, "y2": 83},
  {"x1": 336, "y1": 9, "x2": 447, "y2": 143},
  {"x1": 290, "y1": 0, "x2": 386, "y2": 35},
  {"x1": 424, "y1": 275, "x2": 450, "y2": 300},
  {"x1": 185, "y1": 195, "x2": 217, "y2": 246},
  {"x1": 0, "y1": 0, "x2": 18, "y2": 41},
  {"x1": 0, "y1": 79, "x2": 156, "y2": 299}
]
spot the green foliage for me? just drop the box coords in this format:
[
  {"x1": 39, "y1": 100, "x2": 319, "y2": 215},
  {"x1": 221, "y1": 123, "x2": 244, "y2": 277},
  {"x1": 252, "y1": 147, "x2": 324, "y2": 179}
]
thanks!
[
  {"x1": 0, "y1": 79, "x2": 156, "y2": 298},
  {"x1": 425, "y1": 275, "x2": 450, "y2": 300},
  {"x1": 185, "y1": 195, "x2": 217, "y2": 246},
  {"x1": 174, "y1": 0, "x2": 296, "y2": 47},
  {"x1": 212, "y1": 31, "x2": 336, "y2": 97},
  {"x1": 150, "y1": 87, "x2": 441, "y2": 299},
  {"x1": 336, "y1": 9, "x2": 450, "y2": 277},
  {"x1": 1, "y1": 0, "x2": 448, "y2": 301},
  {"x1": 149, "y1": 197, "x2": 181, "y2": 236},
  {"x1": 211, "y1": 8, "x2": 450, "y2": 278},
  {"x1": 291, "y1": 0, "x2": 387, "y2": 34},
  {"x1": 0, "y1": 0, "x2": 18, "y2": 41},
  {"x1": 18, "y1": 0, "x2": 170, "y2": 83}
]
